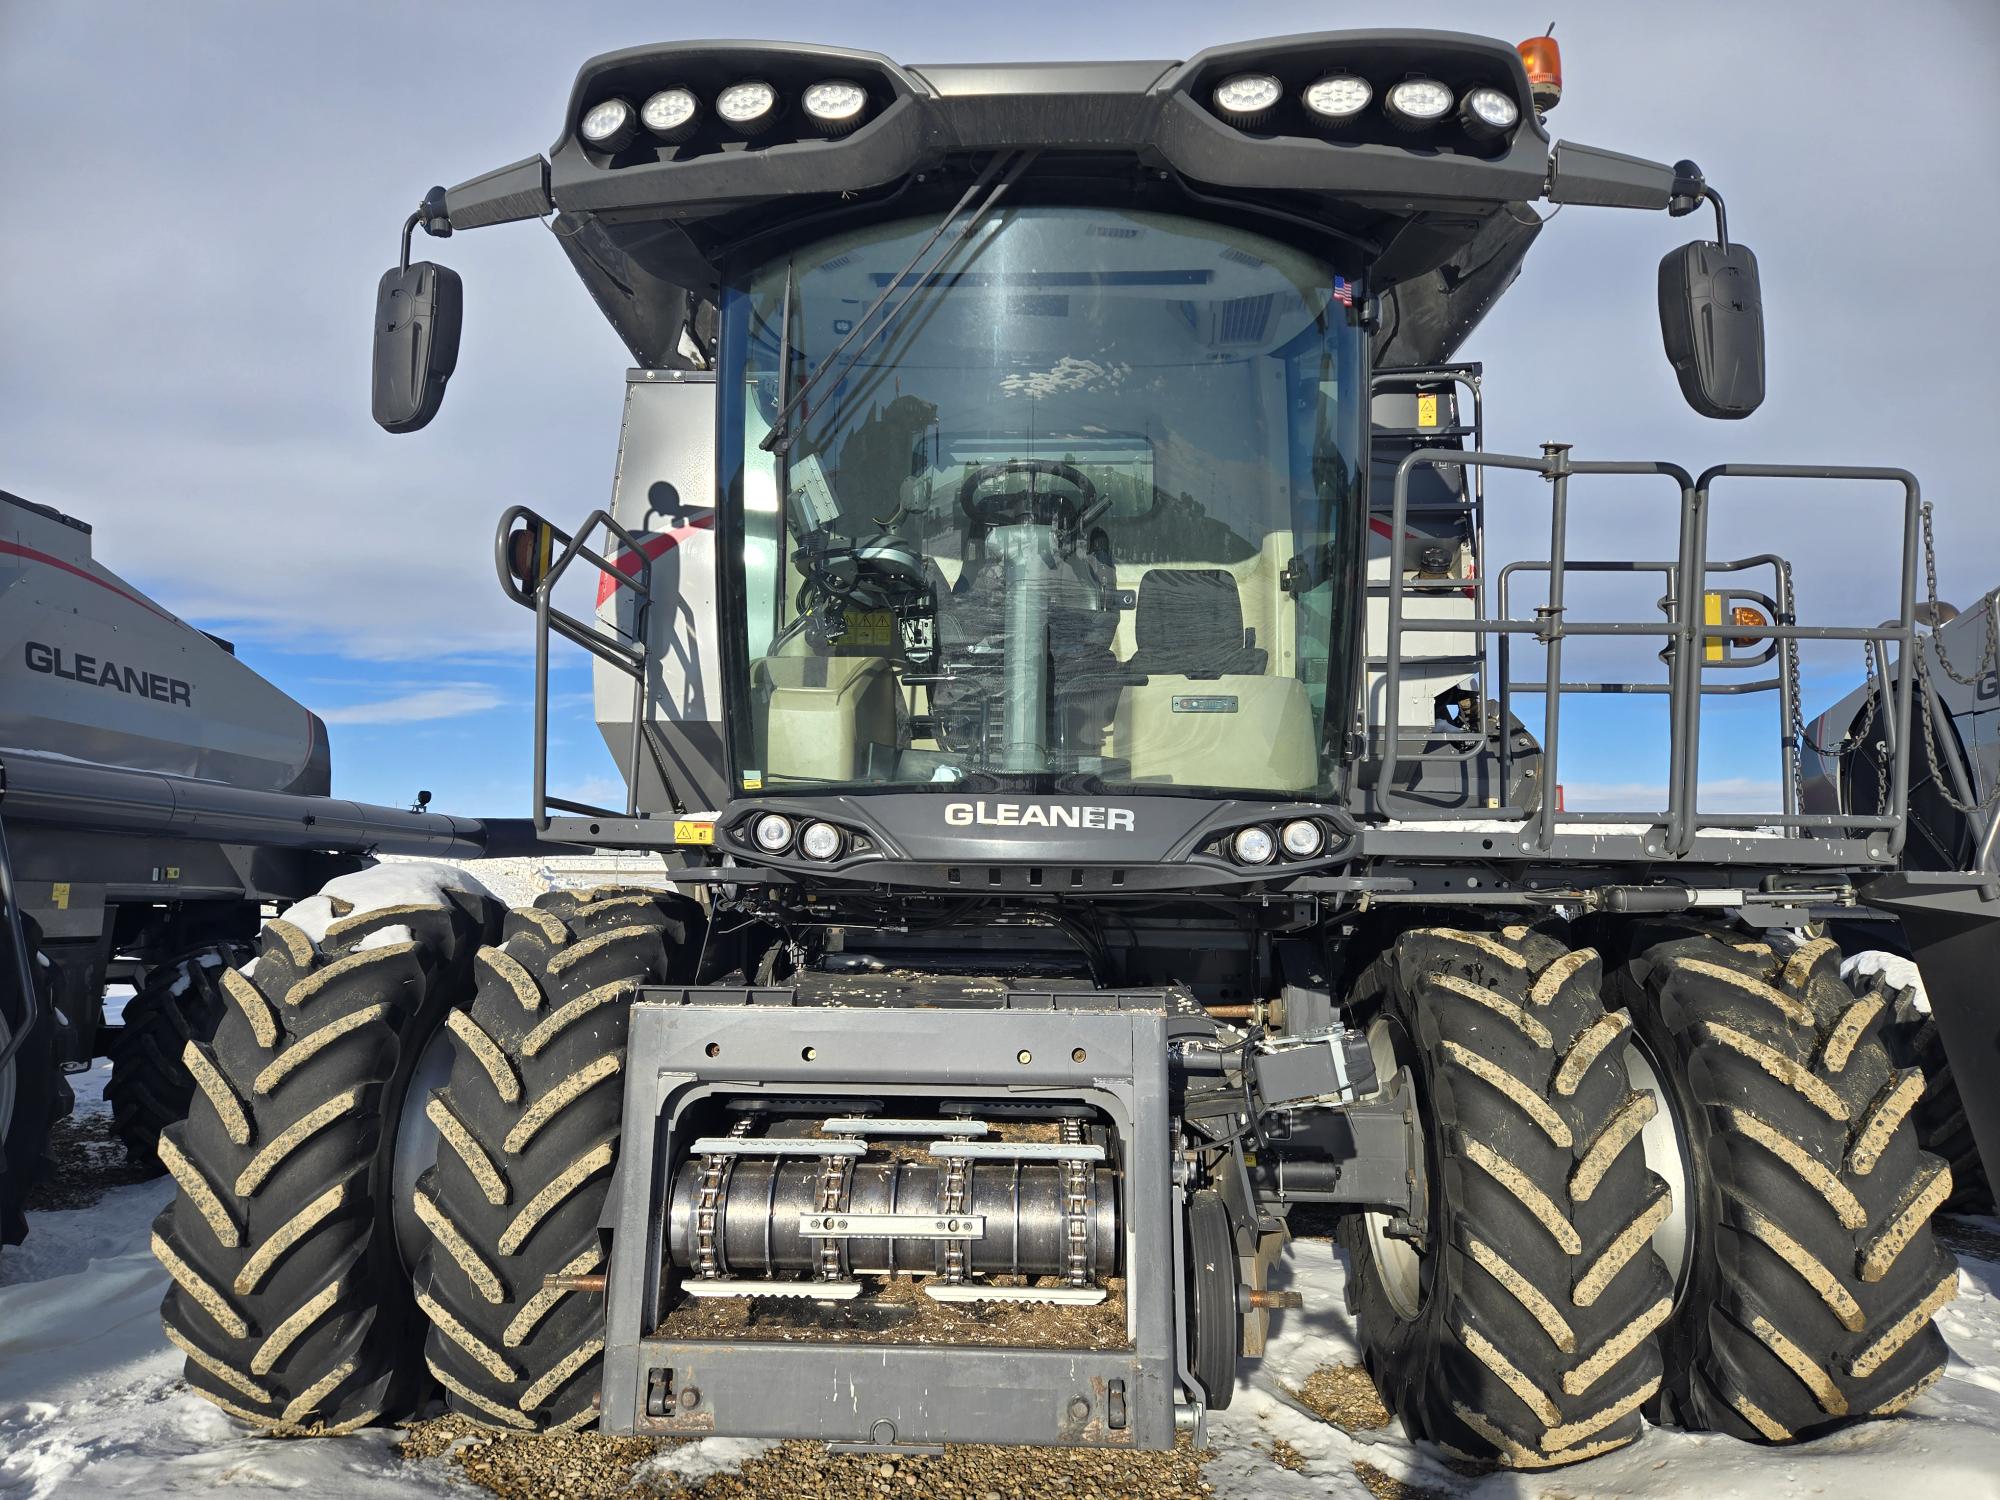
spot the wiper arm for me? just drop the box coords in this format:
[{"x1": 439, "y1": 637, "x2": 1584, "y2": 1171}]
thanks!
[{"x1": 760, "y1": 149, "x2": 1038, "y2": 458}]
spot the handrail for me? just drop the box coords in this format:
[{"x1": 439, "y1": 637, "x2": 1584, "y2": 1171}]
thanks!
[{"x1": 1372, "y1": 451, "x2": 1915, "y2": 861}]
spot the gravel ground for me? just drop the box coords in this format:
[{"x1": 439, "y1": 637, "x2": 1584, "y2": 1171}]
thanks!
[{"x1": 395, "y1": 1419, "x2": 1217, "y2": 1500}]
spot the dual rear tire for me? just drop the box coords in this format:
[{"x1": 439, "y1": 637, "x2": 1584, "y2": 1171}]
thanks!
[
  {"x1": 152, "y1": 882, "x2": 701, "y2": 1434},
  {"x1": 1342, "y1": 922, "x2": 1959, "y2": 1469}
]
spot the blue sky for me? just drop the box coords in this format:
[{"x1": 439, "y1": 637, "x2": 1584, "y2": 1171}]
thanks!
[{"x1": 4, "y1": 1, "x2": 1996, "y2": 816}]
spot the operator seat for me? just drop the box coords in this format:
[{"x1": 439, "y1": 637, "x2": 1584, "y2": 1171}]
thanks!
[{"x1": 1127, "y1": 569, "x2": 1267, "y2": 679}]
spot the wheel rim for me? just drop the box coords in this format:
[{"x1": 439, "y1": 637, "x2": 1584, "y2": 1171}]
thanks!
[
  {"x1": 1361, "y1": 1017, "x2": 1428, "y2": 1320},
  {"x1": 1621, "y1": 1037, "x2": 1693, "y2": 1295},
  {"x1": 389, "y1": 1022, "x2": 455, "y2": 1275}
]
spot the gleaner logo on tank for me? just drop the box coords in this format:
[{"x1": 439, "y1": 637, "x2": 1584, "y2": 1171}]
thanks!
[
  {"x1": 24, "y1": 641, "x2": 194, "y2": 706},
  {"x1": 943, "y1": 801, "x2": 1136, "y2": 831}
]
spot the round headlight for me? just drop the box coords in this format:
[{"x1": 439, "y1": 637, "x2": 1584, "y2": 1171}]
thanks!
[
  {"x1": 642, "y1": 87, "x2": 700, "y2": 142},
  {"x1": 580, "y1": 98, "x2": 637, "y2": 151},
  {"x1": 799, "y1": 821, "x2": 844, "y2": 861},
  {"x1": 802, "y1": 79, "x2": 868, "y2": 134},
  {"x1": 1303, "y1": 74, "x2": 1372, "y2": 122},
  {"x1": 752, "y1": 813, "x2": 794, "y2": 853},
  {"x1": 1280, "y1": 819, "x2": 1325, "y2": 859},
  {"x1": 1231, "y1": 826, "x2": 1277, "y2": 866},
  {"x1": 1212, "y1": 73, "x2": 1283, "y2": 125},
  {"x1": 1460, "y1": 86, "x2": 1520, "y2": 137},
  {"x1": 717, "y1": 80, "x2": 779, "y2": 134},
  {"x1": 1384, "y1": 78, "x2": 1453, "y2": 129}
]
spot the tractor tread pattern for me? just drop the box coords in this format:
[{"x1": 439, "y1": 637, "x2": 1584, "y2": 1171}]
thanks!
[
  {"x1": 1624, "y1": 930, "x2": 1959, "y2": 1442},
  {"x1": 151, "y1": 894, "x2": 491, "y2": 1434},
  {"x1": 414, "y1": 886, "x2": 703, "y2": 1432},
  {"x1": 1883, "y1": 990, "x2": 1992, "y2": 1213},
  {"x1": 1342, "y1": 924, "x2": 1675, "y2": 1468}
]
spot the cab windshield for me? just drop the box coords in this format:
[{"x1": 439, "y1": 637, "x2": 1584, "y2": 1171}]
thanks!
[{"x1": 718, "y1": 206, "x2": 1364, "y2": 797}]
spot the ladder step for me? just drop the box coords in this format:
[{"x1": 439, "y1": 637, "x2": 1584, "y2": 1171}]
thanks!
[
  {"x1": 682, "y1": 1278, "x2": 862, "y2": 1300},
  {"x1": 924, "y1": 1284, "x2": 1108, "y2": 1306},
  {"x1": 928, "y1": 1141, "x2": 1104, "y2": 1162},
  {"x1": 821, "y1": 1117, "x2": 991, "y2": 1137},
  {"x1": 799, "y1": 1212, "x2": 985, "y2": 1239},
  {"x1": 689, "y1": 1138, "x2": 866, "y2": 1158}
]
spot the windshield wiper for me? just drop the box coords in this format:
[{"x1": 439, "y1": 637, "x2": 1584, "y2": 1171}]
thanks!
[{"x1": 760, "y1": 149, "x2": 1039, "y2": 458}]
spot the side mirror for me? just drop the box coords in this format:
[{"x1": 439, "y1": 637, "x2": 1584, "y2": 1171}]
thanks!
[
  {"x1": 372, "y1": 260, "x2": 462, "y2": 433},
  {"x1": 1658, "y1": 239, "x2": 1765, "y2": 419}
]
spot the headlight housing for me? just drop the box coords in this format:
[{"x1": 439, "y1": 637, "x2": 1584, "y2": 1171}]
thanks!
[
  {"x1": 1280, "y1": 820, "x2": 1326, "y2": 859},
  {"x1": 580, "y1": 98, "x2": 637, "y2": 151},
  {"x1": 641, "y1": 87, "x2": 700, "y2": 143},
  {"x1": 1212, "y1": 73, "x2": 1283, "y2": 127},
  {"x1": 1383, "y1": 78, "x2": 1453, "y2": 130},
  {"x1": 1231, "y1": 826, "x2": 1277, "y2": 866},
  {"x1": 1302, "y1": 74, "x2": 1372, "y2": 124},
  {"x1": 802, "y1": 79, "x2": 868, "y2": 135},
  {"x1": 799, "y1": 821, "x2": 845, "y2": 861},
  {"x1": 716, "y1": 80, "x2": 779, "y2": 135},
  {"x1": 1460, "y1": 85, "x2": 1520, "y2": 138},
  {"x1": 752, "y1": 813, "x2": 794, "y2": 853}
]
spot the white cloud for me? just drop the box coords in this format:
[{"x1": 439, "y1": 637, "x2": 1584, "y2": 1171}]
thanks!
[
  {"x1": 320, "y1": 684, "x2": 505, "y2": 725},
  {"x1": 1560, "y1": 777, "x2": 1783, "y2": 815}
]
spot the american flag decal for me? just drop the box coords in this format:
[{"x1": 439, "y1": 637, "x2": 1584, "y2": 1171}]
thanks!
[{"x1": 1332, "y1": 275, "x2": 1355, "y2": 307}]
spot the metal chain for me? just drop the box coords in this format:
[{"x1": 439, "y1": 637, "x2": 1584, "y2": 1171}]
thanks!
[
  {"x1": 814, "y1": 1151, "x2": 852, "y2": 1282},
  {"x1": 1060, "y1": 1117, "x2": 1090, "y2": 1288},
  {"x1": 1911, "y1": 505, "x2": 2000, "y2": 817},
  {"x1": 693, "y1": 1112, "x2": 759, "y2": 1279},
  {"x1": 1920, "y1": 502, "x2": 2000, "y2": 687},
  {"x1": 940, "y1": 1120, "x2": 974, "y2": 1284}
]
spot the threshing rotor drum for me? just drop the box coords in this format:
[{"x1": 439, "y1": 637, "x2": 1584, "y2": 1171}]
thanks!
[{"x1": 666, "y1": 1157, "x2": 1118, "y2": 1279}]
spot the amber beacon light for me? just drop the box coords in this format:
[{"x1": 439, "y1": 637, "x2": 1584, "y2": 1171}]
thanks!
[{"x1": 1518, "y1": 32, "x2": 1563, "y2": 112}]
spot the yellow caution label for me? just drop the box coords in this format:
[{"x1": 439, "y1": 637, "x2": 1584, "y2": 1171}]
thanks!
[
  {"x1": 673, "y1": 820, "x2": 716, "y2": 846},
  {"x1": 51, "y1": 882, "x2": 70, "y2": 910},
  {"x1": 1703, "y1": 591, "x2": 1725, "y2": 661},
  {"x1": 742, "y1": 772, "x2": 765, "y2": 792},
  {"x1": 1416, "y1": 392, "x2": 1440, "y2": 428},
  {"x1": 166, "y1": 866, "x2": 180, "y2": 880},
  {"x1": 843, "y1": 610, "x2": 894, "y2": 646}
]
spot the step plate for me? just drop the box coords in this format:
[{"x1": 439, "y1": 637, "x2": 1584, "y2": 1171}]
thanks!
[
  {"x1": 923, "y1": 1284, "x2": 1108, "y2": 1306},
  {"x1": 928, "y1": 1140, "x2": 1104, "y2": 1162},
  {"x1": 681, "y1": 1278, "x2": 863, "y2": 1300},
  {"x1": 689, "y1": 1138, "x2": 867, "y2": 1158},
  {"x1": 821, "y1": 1117, "x2": 991, "y2": 1137}
]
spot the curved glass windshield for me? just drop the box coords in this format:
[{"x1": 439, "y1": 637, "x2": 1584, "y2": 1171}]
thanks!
[{"x1": 718, "y1": 206, "x2": 1364, "y2": 797}]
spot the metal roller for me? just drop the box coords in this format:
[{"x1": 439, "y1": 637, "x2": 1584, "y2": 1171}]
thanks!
[{"x1": 666, "y1": 1157, "x2": 1118, "y2": 1280}]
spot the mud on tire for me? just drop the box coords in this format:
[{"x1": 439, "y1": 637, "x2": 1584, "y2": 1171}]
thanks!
[
  {"x1": 1883, "y1": 989, "x2": 1992, "y2": 1213},
  {"x1": 151, "y1": 890, "x2": 496, "y2": 1433},
  {"x1": 1615, "y1": 929, "x2": 1960, "y2": 1441},
  {"x1": 413, "y1": 887, "x2": 704, "y2": 1432},
  {"x1": 107, "y1": 942, "x2": 255, "y2": 1170},
  {"x1": 1338, "y1": 925, "x2": 1676, "y2": 1468}
]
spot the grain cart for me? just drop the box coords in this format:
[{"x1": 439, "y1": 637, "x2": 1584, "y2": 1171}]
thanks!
[
  {"x1": 0, "y1": 488, "x2": 543, "y2": 1245},
  {"x1": 152, "y1": 31, "x2": 1993, "y2": 1467}
]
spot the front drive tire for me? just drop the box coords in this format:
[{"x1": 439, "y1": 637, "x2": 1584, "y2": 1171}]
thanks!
[
  {"x1": 1615, "y1": 929, "x2": 1959, "y2": 1442},
  {"x1": 414, "y1": 888, "x2": 704, "y2": 1432},
  {"x1": 151, "y1": 889, "x2": 496, "y2": 1433},
  {"x1": 1339, "y1": 925, "x2": 1676, "y2": 1468}
]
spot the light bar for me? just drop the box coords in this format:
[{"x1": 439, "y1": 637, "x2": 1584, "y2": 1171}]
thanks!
[
  {"x1": 579, "y1": 98, "x2": 637, "y2": 151},
  {"x1": 717, "y1": 79, "x2": 779, "y2": 135},
  {"x1": 641, "y1": 87, "x2": 700, "y2": 143},
  {"x1": 1302, "y1": 74, "x2": 1372, "y2": 124},
  {"x1": 802, "y1": 78, "x2": 868, "y2": 135},
  {"x1": 1383, "y1": 78, "x2": 1453, "y2": 130}
]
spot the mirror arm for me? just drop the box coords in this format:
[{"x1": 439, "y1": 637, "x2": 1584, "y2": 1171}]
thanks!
[
  {"x1": 399, "y1": 186, "x2": 454, "y2": 272},
  {"x1": 1666, "y1": 159, "x2": 1729, "y2": 248}
]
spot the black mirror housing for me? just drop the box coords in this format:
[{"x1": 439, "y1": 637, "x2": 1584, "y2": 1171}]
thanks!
[
  {"x1": 372, "y1": 260, "x2": 462, "y2": 433},
  {"x1": 1658, "y1": 240, "x2": 1765, "y2": 420}
]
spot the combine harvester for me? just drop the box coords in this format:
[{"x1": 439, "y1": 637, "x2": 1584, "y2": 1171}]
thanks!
[
  {"x1": 0, "y1": 489, "x2": 543, "y2": 1245},
  {"x1": 147, "y1": 30, "x2": 1997, "y2": 1468}
]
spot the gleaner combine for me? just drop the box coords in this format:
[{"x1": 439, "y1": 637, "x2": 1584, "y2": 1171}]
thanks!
[{"x1": 150, "y1": 31, "x2": 1998, "y2": 1468}]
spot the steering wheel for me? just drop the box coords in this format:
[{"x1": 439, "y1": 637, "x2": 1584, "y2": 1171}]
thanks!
[{"x1": 957, "y1": 459, "x2": 1098, "y2": 531}]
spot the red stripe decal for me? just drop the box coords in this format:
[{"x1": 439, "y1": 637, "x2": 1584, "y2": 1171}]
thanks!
[
  {"x1": 597, "y1": 515, "x2": 717, "y2": 605},
  {"x1": 0, "y1": 538, "x2": 181, "y2": 624}
]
